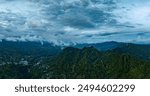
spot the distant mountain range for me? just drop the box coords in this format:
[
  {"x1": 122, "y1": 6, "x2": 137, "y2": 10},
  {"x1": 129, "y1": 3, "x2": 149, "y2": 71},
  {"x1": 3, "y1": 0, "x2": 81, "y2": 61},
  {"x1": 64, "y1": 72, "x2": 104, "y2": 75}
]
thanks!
[
  {"x1": 0, "y1": 41, "x2": 150, "y2": 79},
  {"x1": 0, "y1": 40, "x2": 61, "y2": 57},
  {"x1": 0, "y1": 40, "x2": 150, "y2": 59},
  {"x1": 75, "y1": 41, "x2": 150, "y2": 60},
  {"x1": 75, "y1": 41, "x2": 121, "y2": 51}
]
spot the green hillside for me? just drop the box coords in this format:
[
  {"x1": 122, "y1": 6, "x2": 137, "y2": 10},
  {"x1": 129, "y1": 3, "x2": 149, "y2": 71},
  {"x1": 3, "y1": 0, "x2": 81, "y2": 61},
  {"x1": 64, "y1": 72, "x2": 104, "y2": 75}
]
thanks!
[{"x1": 0, "y1": 41, "x2": 150, "y2": 79}]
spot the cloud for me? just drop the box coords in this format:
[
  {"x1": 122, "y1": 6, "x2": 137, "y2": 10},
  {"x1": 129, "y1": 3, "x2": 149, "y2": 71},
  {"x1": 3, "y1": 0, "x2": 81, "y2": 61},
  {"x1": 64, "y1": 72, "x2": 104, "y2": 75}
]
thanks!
[{"x1": 0, "y1": 0, "x2": 149, "y2": 45}]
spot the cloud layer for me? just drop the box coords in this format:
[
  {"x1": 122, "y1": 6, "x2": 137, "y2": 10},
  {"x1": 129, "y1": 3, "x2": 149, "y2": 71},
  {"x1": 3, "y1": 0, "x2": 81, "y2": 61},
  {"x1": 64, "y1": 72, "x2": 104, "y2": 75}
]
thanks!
[{"x1": 0, "y1": 0, "x2": 150, "y2": 45}]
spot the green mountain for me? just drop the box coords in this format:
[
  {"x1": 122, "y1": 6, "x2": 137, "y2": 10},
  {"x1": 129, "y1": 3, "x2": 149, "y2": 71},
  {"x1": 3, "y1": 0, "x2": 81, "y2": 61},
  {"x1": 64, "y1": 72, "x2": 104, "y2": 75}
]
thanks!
[
  {"x1": 41, "y1": 47, "x2": 150, "y2": 79},
  {"x1": 0, "y1": 41, "x2": 150, "y2": 79}
]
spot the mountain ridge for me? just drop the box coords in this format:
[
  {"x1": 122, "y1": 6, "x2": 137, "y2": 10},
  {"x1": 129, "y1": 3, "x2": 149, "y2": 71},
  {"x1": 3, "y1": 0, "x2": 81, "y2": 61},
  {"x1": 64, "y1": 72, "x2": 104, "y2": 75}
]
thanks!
[
  {"x1": 0, "y1": 41, "x2": 150, "y2": 79},
  {"x1": 42, "y1": 46, "x2": 150, "y2": 79}
]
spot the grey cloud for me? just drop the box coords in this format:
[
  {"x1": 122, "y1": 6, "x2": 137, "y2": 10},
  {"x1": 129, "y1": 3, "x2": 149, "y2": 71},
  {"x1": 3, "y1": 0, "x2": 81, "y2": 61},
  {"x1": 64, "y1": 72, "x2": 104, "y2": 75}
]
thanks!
[
  {"x1": 0, "y1": 0, "x2": 149, "y2": 45},
  {"x1": 40, "y1": 0, "x2": 118, "y2": 28}
]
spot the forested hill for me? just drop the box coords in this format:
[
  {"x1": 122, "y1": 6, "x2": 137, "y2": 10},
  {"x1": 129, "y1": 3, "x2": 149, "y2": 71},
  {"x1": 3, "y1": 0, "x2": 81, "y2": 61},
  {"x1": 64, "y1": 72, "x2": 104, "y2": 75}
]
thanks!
[
  {"x1": 41, "y1": 47, "x2": 150, "y2": 79},
  {"x1": 0, "y1": 41, "x2": 150, "y2": 79}
]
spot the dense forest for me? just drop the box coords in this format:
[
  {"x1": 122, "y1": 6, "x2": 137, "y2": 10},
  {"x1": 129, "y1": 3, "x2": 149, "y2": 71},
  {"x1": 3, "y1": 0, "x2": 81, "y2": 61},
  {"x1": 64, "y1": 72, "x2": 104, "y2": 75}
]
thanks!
[{"x1": 0, "y1": 41, "x2": 150, "y2": 79}]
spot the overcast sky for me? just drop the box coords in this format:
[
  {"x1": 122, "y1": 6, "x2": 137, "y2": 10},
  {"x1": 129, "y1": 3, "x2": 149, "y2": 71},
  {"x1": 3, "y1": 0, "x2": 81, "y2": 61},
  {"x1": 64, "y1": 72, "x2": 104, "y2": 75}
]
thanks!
[{"x1": 0, "y1": 0, "x2": 150, "y2": 45}]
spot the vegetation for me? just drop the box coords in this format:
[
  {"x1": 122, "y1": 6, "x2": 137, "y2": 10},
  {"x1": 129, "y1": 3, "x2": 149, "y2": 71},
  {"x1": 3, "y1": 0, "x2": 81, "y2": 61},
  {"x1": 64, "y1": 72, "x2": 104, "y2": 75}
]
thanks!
[
  {"x1": 43, "y1": 47, "x2": 150, "y2": 79},
  {"x1": 0, "y1": 41, "x2": 150, "y2": 79}
]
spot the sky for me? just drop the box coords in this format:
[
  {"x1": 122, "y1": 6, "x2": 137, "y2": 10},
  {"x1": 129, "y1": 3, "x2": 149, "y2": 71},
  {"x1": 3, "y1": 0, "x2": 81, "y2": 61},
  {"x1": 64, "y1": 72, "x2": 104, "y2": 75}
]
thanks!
[{"x1": 0, "y1": 0, "x2": 150, "y2": 45}]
